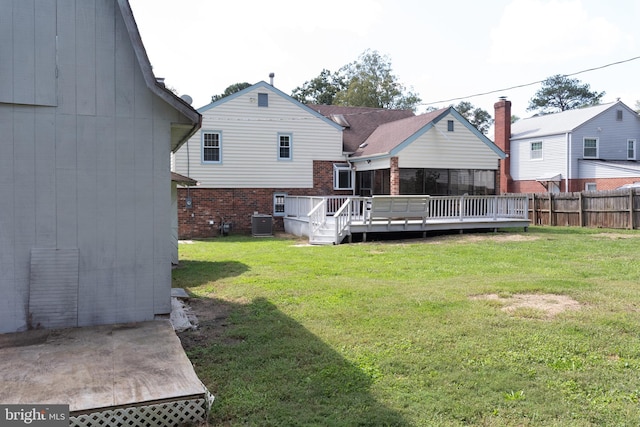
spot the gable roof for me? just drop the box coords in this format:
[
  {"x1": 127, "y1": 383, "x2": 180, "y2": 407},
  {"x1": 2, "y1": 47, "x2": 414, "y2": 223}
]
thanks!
[
  {"x1": 306, "y1": 105, "x2": 415, "y2": 153},
  {"x1": 510, "y1": 101, "x2": 632, "y2": 140},
  {"x1": 197, "y1": 81, "x2": 343, "y2": 131},
  {"x1": 117, "y1": 0, "x2": 201, "y2": 151},
  {"x1": 349, "y1": 107, "x2": 506, "y2": 160}
]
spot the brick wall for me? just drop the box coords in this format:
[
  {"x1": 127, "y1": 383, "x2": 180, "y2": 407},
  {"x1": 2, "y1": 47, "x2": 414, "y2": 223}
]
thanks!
[
  {"x1": 177, "y1": 160, "x2": 352, "y2": 238},
  {"x1": 390, "y1": 157, "x2": 399, "y2": 195},
  {"x1": 510, "y1": 177, "x2": 639, "y2": 194}
]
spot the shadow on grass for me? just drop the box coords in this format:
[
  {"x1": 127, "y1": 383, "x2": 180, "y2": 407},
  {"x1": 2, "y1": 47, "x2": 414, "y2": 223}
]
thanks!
[
  {"x1": 172, "y1": 260, "x2": 249, "y2": 289},
  {"x1": 179, "y1": 296, "x2": 408, "y2": 426}
]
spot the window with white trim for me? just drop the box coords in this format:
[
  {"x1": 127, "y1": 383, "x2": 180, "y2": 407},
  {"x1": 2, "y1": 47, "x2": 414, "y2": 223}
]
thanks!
[
  {"x1": 585, "y1": 182, "x2": 597, "y2": 191},
  {"x1": 583, "y1": 137, "x2": 598, "y2": 159},
  {"x1": 530, "y1": 141, "x2": 543, "y2": 160},
  {"x1": 278, "y1": 133, "x2": 292, "y2": 160},
  {"x1": 447, "y1": 120, "x2": 454, "y2": 132},
  {"x1": 333, "y1": 164, "x2": 352, "y2": 190},
  {"x1": 202, "y1": 131, "x2": 221, "y2": 163},
  {"x1": 628, "y1": 139, "x2": 636, "y2": 160},
  {"x1": 273, "y1": 193, "x2": 286, "y2": 216}
]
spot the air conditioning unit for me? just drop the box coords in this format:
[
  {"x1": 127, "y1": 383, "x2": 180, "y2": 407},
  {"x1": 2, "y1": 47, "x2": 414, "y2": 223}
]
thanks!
[{"x1": 252, "y1": 214, "x2": 273, "y2": 237}]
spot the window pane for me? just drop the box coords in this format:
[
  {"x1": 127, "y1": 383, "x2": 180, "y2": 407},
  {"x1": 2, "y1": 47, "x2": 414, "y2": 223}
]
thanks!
[
  {"x1": 450, "y1": 169, "x2": 472, "y2": 195},
  {"x1": 258, "y1": 93, "x2": 268, "y2": 107},
  {"x1": 399, "y1": 169, "x2": 423, "y2": 194},
  {"x1": 531, "y1": 141, "x2": 542, "y2": 159},
  {"x1": 584, "y1": 138, "x2": 598, "y2": 157},
  {"x1": 279, "y1": 135, "x2": 291, "y2": 159},
  {"x1": 473, "y1": 170, "x2": 495, "y2": 195},
  {"x1": 628, "y1": 140, "x2": 636, "y2": 159},
  {"x1": 203, "y1": 133, "x2": 220, "y2": 162}
]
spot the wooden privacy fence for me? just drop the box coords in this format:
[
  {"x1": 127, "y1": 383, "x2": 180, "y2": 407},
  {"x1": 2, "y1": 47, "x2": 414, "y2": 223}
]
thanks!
[{"x1": 525, "y1": 189, "x2": 640, "y2": 229}]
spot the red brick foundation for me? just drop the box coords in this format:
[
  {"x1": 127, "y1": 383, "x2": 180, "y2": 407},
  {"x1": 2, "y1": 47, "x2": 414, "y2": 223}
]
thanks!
[
  {"x1": 177, "y1": 161, "x2": 352, "y2": 238},
  {"x1": 510, "y1": 177, "x2": 639, "y2": 194}
]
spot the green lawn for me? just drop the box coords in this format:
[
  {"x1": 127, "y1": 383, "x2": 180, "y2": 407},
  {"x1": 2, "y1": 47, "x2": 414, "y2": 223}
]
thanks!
[{"x1": 173, "y1": 227, "x2": 640, "y2": 426}]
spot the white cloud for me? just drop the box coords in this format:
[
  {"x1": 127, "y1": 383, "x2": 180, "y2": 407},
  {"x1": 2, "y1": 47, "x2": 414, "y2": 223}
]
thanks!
[{"x1": 489, "y1": 0, "x2": 624, "y2": 64}]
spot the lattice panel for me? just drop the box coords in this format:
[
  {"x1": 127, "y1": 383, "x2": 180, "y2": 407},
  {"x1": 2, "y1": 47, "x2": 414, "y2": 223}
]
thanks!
[{"x1": 70, "y1": 392, "x2": 214, "y2": 427}]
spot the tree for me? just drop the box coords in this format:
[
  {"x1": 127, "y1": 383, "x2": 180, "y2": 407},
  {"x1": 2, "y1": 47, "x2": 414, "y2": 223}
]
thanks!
[
  {"x1": 291, "y1": 69, "x2": 346, "y2": 105},
  {"x1": 453, "y1": 101, "x2": 492, "y2": 134},
  {"x1": 635, "y1": 100, "x2": 640, "y2": 114},
  {"x1": 334, "y1": 50, "x2": 421, "y2": 111},
  {"x1": 292, "y1": 50, "x2": 421, "y2": 111},
  {"x1": 527, "y1": 74, "x2": 605, "y2": 114},
  {"x1": 211, "y1": 82, "x2": 251, "y2": 102}
]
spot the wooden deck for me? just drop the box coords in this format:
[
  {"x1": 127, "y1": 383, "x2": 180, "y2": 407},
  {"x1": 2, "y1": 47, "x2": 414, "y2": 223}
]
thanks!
[{"x1": 283, "y1": 195, "x2": 530, "y2": 245}]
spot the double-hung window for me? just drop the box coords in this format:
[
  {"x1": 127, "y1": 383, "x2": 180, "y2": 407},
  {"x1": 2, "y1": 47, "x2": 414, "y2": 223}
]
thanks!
[
  {"x1": 202, "y1": 131, "x2": 221, "y2": 163},
  {"x1": 628, "y1": 139, "x2": 636, "y2": 160},
  {"x1": 583, "y1": 138, "x2": 598, "y2": 159},
  {"x1": 333, "y1": 164, "x2": 352, "y2": 190},
  {"x1": 278, "y1": 133, "x2": 292, "y2": 160},
  {"x1": 530, "y1": 141, "x2": 543, "y2": 160}
]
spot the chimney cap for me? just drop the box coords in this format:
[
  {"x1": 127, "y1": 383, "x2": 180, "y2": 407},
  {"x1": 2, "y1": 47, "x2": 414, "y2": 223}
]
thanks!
[{"x1": 498, "y1": 96, "x2": 508, "y2": 100}]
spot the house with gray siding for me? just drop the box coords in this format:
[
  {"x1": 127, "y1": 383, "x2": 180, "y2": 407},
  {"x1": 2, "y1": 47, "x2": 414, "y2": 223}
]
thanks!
[
  {"x1": 0, "y1": 0, "x2": 201, "y2": 333},
  {"x1": 173, "y1": 87, "x2": 505, "y2": 238},
  {"x1": 494, "y1": 99, "x2": 640, "y2": 193}
]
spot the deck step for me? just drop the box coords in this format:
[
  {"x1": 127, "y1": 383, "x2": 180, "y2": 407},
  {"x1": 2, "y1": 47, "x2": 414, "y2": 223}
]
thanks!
[{"x1": 310, "y1": 227, "x2": 337, "y2": 245}]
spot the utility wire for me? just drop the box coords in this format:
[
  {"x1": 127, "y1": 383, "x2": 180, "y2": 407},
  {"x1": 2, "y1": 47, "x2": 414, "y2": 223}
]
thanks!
[{"x1": 421, "y1": 55, "x2": 640, "y2": 106}]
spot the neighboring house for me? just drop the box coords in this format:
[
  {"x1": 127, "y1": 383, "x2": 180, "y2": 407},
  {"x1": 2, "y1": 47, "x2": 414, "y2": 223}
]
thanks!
[
  {"x1": 310, "y1": 105, "x2": 505, "y2": 197},
  {"x1": 174, "y1": 84, "x2": 506, "y2": 238},
  {"x1": 173, "y1": 81, "x2": 348, "y2": 238},
  {"x1": 494, "y1": 98, "x2": 640, "y2": 193},
  {"x1": 0, "y1": 0, "x2": 201, "y2": 333}
]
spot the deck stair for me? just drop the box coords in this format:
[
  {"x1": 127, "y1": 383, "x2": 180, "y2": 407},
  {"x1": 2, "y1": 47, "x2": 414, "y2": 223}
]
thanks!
[{"x1": 309, "y1": 223, "x2": 337, "y2": 245}]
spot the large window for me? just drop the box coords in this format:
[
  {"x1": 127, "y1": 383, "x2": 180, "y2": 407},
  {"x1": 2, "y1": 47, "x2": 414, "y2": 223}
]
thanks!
[
  {"x1": 398, "y1": 168, "x2": 495, "y2": 196},
  {"x1": 530, "y1": 141, "x2": 543, "y2": 160},
  {"x1": 278, "y1": 133, "x2": 292, "y2": 160},
  {"x1": 333, "y1": 164, "x2": 352, "y2": 190},
  {"x1": 202, "y1": 131, "x2": 221, "y2": 163},
  {"x1": 583, "y1": 138, "x2": 598, "y2": 158},
  {"x1": 628, "y1": 139, "x2": 636, "y2": 160}
]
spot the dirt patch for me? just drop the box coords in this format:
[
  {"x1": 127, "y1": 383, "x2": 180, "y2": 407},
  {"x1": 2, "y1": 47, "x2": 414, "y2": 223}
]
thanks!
[
  {"x1": 177, "y1": 297, "x2": 238, "y2": 350},
  {"x1": 423, "y1": 232, "x2": 539, "y2": 245},
  {"x1": 471, "y1": 293, "x2": 581, "y2": 319}
]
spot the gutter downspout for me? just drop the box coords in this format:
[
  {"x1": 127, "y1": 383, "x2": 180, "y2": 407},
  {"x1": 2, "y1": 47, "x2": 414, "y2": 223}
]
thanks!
[{"x1": 566, "y1": 132, "x2": 571, "y2": 192}]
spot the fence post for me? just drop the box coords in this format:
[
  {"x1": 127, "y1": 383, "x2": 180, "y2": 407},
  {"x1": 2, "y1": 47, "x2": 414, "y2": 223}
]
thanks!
[
  {"x1": 578, "y1": 192, "x2": 583, "y2": 227},
  {"x1": 549, "y1": 192, "x2": 553, "y2": 226},
  {"x1": 630, "y1": 188, "x2": 635, "y2": 230}
]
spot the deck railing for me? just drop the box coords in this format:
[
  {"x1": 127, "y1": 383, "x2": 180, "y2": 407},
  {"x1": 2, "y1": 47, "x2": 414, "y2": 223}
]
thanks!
[
  {"x1": 285, "y1": 194, "x2": 529, "y2": 243},
  {"x1": 284, "y1": 196, "x2": 351, "y2": 218}
]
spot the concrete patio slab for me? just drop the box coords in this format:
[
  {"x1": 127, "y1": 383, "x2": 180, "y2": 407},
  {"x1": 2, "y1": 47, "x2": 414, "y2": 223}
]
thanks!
[{"x1": 0, "y1": 320, "x2": 207, "y2": 414}]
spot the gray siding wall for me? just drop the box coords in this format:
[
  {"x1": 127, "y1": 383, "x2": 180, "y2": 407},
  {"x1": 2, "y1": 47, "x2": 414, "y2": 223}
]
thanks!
[
  {"x1": 571, "y1": 105, "x2": 640, "y2": 175},
  {"x1": 0, "y1": 0, "x2": 179, "y2": 333}
]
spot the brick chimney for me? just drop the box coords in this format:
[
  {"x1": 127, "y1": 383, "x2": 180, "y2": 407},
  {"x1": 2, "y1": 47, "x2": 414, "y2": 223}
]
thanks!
[{"x1": 494, "y1": 97, "x2": 511, "y2": 193}]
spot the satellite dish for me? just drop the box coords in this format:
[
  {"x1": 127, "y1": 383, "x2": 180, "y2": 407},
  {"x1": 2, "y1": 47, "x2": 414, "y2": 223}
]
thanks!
[{"x1": 181, "y1": 94, "x2": 193, "y2": 105}]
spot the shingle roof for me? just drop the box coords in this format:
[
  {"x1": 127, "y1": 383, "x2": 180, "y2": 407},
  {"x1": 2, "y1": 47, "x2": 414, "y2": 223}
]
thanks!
[
  {"x1": 306, "y1": 105, "x2": 415, "y2": 152},
  {"x1": 351, "y1": 108, "x2": 449, "y2": 157},
  {"x1": 511, "y1": 102, "x2": 617, "y2": 140}
]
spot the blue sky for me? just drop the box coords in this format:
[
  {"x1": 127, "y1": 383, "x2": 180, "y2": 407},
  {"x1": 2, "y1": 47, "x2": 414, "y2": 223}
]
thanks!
[{"x1": 129, "y1": 0, "x2": 640, "y2": 123}]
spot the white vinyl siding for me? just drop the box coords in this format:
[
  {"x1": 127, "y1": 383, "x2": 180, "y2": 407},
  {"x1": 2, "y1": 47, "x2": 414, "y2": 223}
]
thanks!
[
  {"x1": 399, "y1": 115, "x2": 499, "y2": 170},
  {"x1": 174, "y1": 85, "x2": 343, "y2": 188},
  {"x1": 511, "y1": 134, "x2": 567, "y2": 181},
  {"x1": 583, "y1": 138, "x2": 598, "y2": 158}
]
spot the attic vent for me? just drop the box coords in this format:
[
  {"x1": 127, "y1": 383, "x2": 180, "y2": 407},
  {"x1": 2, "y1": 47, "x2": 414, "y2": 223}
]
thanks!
[{"x1": 330, "y1": 114, "x2": 350, "y2": 128}]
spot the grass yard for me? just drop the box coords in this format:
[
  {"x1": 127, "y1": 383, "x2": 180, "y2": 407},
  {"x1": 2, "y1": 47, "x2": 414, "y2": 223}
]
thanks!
[{"x1": 173, "y1": 227, "x2": 640, "y2": 426}]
